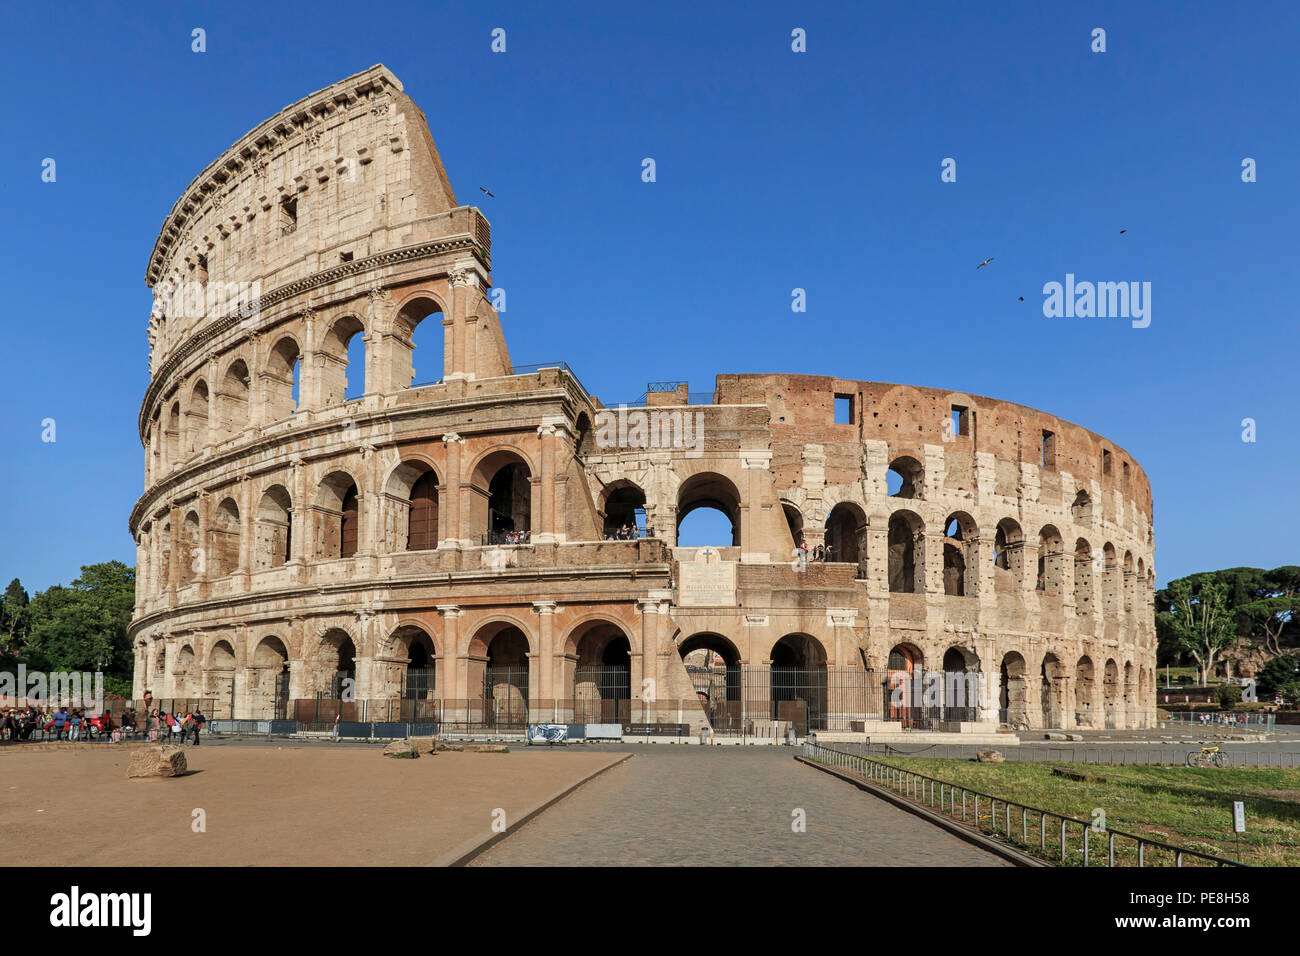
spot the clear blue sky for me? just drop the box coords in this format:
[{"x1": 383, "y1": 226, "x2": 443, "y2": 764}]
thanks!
[{"x1": 1, "y1": 0, "x2": 1295, "y2": 594}]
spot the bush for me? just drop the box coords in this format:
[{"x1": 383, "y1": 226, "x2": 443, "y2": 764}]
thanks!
[
  {"x1": 1257, "y1": 653, "x2": 1300, "y2": 699},
  {"x1": 1216, "y1": 683, "x2": 1243, "y2": 708}
]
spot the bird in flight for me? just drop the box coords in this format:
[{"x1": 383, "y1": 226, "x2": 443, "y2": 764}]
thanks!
[
  {"x1": 479, "y1": 186, "x2": 495, "y2": 198},
  {"x1": 977, "y1": 257, "x2": 994, "y2": 269},
  {"x1": 1119, "y1": 229, "x2": 1127, "y2": 234}
]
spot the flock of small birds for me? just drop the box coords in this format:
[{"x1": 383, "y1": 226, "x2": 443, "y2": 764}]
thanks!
[{"x1": 979, "y1": 230, "x2": 1127, "y2": 302}]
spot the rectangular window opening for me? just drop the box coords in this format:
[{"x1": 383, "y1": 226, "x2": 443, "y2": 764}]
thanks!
[
  {"x1": 1102, "y1": 449, "x2": 1113, "y2": 476},
  {"x1": 951, "y1": 405, "x2": 970, "y2": 438},
  {"x1": 280, "y1": 197, "x2": 298, "y2": 236},
  {"x1": 834, "y1": 394, "x2": 854, "y2": 425},
  {"x1": 1041, "y1": 430, "x2": 1056, "y2": 470}
]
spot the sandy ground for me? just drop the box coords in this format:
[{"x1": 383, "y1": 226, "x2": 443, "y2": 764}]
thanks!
[{"x1": 0, "y1": 743, "x2": 623, "y2": 866}]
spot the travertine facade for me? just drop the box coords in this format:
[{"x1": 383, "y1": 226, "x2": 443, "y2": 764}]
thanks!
[{"x1": 129, "y1": 65, "x2": 1156, "y2": 733}]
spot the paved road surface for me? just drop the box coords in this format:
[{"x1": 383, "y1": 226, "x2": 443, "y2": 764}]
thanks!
[{"x1": 471, "y1": 748, "x2": 1010, "y2": 866}]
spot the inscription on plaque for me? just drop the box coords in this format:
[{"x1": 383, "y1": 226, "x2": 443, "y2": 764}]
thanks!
[{"x1": 678, "y1": 559, "x2": 736, "y2": 607}]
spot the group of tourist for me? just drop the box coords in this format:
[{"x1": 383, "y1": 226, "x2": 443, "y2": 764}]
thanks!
[
  {"x1": 604, "y1": 524, "x2": 652, "y2": 541},
  {"x1": 795, "y1": 542, "x2": 839, "y2": 563},
  {"x1": 0, "y1": 705, "x2": 206, "y2": 745},
  {"x1": 501, "y1": 529, "x2": 531, "y2": 545}
]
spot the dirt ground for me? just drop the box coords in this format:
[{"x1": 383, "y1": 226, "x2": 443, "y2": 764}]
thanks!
[{"x1": 0, "y1": 743, "x2": 624, "y2": 866}]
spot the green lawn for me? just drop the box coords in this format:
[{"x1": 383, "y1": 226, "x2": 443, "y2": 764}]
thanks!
[{"x1": 867, "y1": 756, "x2": 1300, "y2": 866}]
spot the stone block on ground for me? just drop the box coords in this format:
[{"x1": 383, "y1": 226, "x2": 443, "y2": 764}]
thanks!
[
  {"x1": 409, "y1": 735, "x2": 439, "y2": 753},
  {"x1": 467, "y1": 744, "x2": 510, "y2": 753},
  {"x1": 976, "y1": 749, "x2": 1005, "y2": 763},
  {"x1": 383, "y1": 739, "x2": 419, "y2": 758},
  {"x1": 127, "y1": 745, "x2": 188, "y2": 778}
]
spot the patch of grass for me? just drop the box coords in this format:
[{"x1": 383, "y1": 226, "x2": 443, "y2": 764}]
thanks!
[{"x1": 869, "y1": 756, "x2": 1300, "y2": 867}]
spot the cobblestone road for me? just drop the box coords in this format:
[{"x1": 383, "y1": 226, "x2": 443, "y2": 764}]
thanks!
[{"x1": 471, "y1": 748, "x2": 1011, "y2": 866}]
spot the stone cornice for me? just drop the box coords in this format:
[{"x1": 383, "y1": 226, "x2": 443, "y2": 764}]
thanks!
[
  {"x1": 146, "y1": 64, "x2": 402, "y2": 287},
  {"x1": 138, "y1": 234, "x2": 487, "y2": 440}
]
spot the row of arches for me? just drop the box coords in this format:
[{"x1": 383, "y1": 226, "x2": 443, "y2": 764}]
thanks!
[{"x1": 147, "y1": 298, "x2": 447, "y2": 479}]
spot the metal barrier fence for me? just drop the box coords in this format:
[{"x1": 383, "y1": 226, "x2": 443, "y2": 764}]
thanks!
[
  {"x1": 826, "y1": 739, "x2": 1300, "y2": 768},
  {"x1": 1162, "y1": 712, "x2": 1276, "y2": 730},
  {"x1": 803, "y1": 742, "x2": 1245, "y2": 867}
]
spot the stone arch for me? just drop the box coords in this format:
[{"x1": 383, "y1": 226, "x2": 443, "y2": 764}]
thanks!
[
  {"x1": 567, "y1": 618, "x2": 634, "y2": 723},
  {"x1": 1075, "y1": 655, "x2": 1096, "y2": 727},
  {"x1": 174, "y1": 643, "x2": 201, "y2": 698},
  {"x1": 1000, "y1": 651, "x2": 1030, "y2": 728},
  {"x1": 383, "y1": 623, "x2": 438, "y2": 710},
  {"x1": 185, "y1": 379, "x2": 209, "y2": 456},
  {"x1": 1102, "y1": 542, "x2": 1120, "y2": 617},
  {"x1": 468, "y1": 620, "x2": 531, "y2": 727},
  {"x1": 887, "y1": 509, "x2": 925, "y2": 593},
  {"x1": 887, "y1": 455, "x2": 924, "y2": 499},
  {"x1": 941, "y1": 645, "x2": 981, "y2": 722},
  {"x1": 781, "y1": 500, "x2": 804, "y2": 549},
  {"x1": 1037, "y1": 525, "x2": 1064, "y2": 593},
  {"x1": 314, "y1": 470, "x2": 362, "y2": 559},
  {"x1": 383, "y1": 458, "x2": 442, "y2": 552},
  {"x1": 248, "y1": 635, "x2": 290, "y2": 719},
  {"x1": 1103, "y1": 658, "x2": 1120, "y2": 728},
  {"x1": 165, "y1": 400, "x2": 180, "y2": 468},
  {"x1": 1073, "y1": 538, "x2": 1094, "y2": 616},
  {"x1": 601, "y1": 479, "x2": 646, "y2": 538},
  {"x1": 679, "y1": 631, "x2": 742, "y2": 728},
  {"x1": 469, "y1": 448, "x2": 533, "y2": 541},
  {"x1": 771, "y1": 633, "x2": 828, "y2": 732},
  {"x1": 887, "y1": 643, "x2": 924, "y2": 726},
  {"x1": 255, "y1": 485, "x2": 292, "y2": 569},
  {"x1": 179, "y1": 510, "x2": 201, "y2": 585},
  {"x1": 993, "y1": 518, "x2": 1025, "y2": 590},
  {"x1": 393, "y1": 294, "x2": 446, "y2": 389},
  {"x1": 676, "y1": 471, "x2": 743, "y2": 547},
  {"x1": 1071, "y1": 489, "x2": 1093, "y2": 525},
  {"x1": 825, "y1": 501, "x2": 867, "y2": 574},
  {"x1": 1041, "y1": 652, "x2": 1066, "y2": 728},
  {"x1": 318, "y1": 313, "x2": 367, "y2": 406},
  {"x1": 217, "y1": 357, "x2": 250, "y2": 440},
  {"x1": 1123, "y1": 550, "x2": 1136, "y2": 615},
  {"x1": 263, "y1": 335, "x2": 301, "y2": 422},
  {"x1": 942, "y1": 511, "x2": 978, "y2": 596},
  {"x1": 308, "y1": 627, "x2": 358, "y2": 699},
  {"x1": 210, "y1": 497, "x2": 240, "y2": 577}
]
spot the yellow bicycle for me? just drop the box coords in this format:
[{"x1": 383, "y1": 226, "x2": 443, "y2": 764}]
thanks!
[{"x1": 1186, "y1": 745, "x2": 1229, "y2": 768}]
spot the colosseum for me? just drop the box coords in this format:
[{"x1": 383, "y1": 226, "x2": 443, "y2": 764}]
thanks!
[{"x1": 128, "y1": 65, "x2": 1157, "y2": 738}]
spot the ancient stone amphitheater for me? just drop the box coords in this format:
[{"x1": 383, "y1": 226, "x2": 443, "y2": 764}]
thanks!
[{"x1": 128, "y1": 65, "x2": 1156, "y2": 736}]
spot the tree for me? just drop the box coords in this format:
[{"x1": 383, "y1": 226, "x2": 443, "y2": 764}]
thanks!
[
  {"x1": 1256, "y1": 652, "x2": 1300, "y2": 703},
  {"x1": 24, "y1": 562, "x2": 135, "y2": 676},
  {"x1": 0, "y1": 578, "x2": 31, "y2": 665},
  {"x1": 1166, "y1": 577, "x2": 1238, "y2": 685}
]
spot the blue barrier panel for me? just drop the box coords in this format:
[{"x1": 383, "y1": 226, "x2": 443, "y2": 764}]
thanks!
[
  {"x1": 567, "y1": 723, "x2": 586, "y2": 740},
  {"x1": 408, "y1": 722, "x2": 438, "y2": 736},
  {"x1": 269, "y1": 720, "x2": 297, "y2": 735},
  {"x1": 372, "y1": 722, "x2": 407, "y2": 739},
  {"x1": 337, "y1": 721, "x2": 371, "y2": 738}
]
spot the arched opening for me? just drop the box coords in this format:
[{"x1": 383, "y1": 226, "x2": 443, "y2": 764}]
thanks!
[
  {"x1": 887, "y1": 456, "x2": 924, "y2": 499},
  {"x1": 471, "y1": 451, "x2": 532, "y2": 544},
  {"x1": 1103, "y1": 658, "x2": 1120, "y2": 729},
  {"x1": 311, "y1": 630, "x2": 356, "y2": 700},
  {"x1": 320, "y1": 315, "x2": 367, "y2": 405},
  {"x1": 174, "y1": 644, "x2": 200, "y2": 698},
  {"x1": 185, "y1": 380, "x2": 209, "y2": 456},
  {"x1": 255, "y1": 486, "x2": 292, "y2": 569},
  {"x1": 1071, "y1": 490, "x2": 1093, "y2": 525},
  {"x1": 1102, "y1": 543, "x2": 1120, "y2": 617},
  {"x1": 1074, "y1": 539, "x2": 1093, "y2": 615},
  {"x1": 483, "y1": 626, "x2": 530, "y2": 729},
  {"x1": 1123, "y1": 550, "x2": 1135, "y2": 616},
  {"x1": 942, "y1": 512, "x2": 978, "y2": 596},
  {"x1": 264, "y1": 337, "x2": 301, "y2": 421},
  {"x1": 156, "y1": 521, "x2": 172, "y2": 595},
  {"x1": 165, "y1": 401, "x2": 180, "y2": 468},
  {"x1": 406, "y1": 471, "x2": 439, "y2": 551},
  {"x1": 571, "y1": 621, "x2": 632, "y2": 723},
  {"x1": 771, "y1": 634, "x2": 827, "y2": 733},
  {"x1": 825, "y1": 503, "x2": 867, "y2": 576},
  {"x1": 1123, "y1": 661, "x2": 1136, "y2": 727},
  {"x1": 388, "y1": 625, "x2": 437, "y2": 720},
  {"x1": 993, "y1": 518, "x2": 1024, "y2": 590},
  {"x1": 1075, "y1": 655, "x2": 1095, "y2": 727},
  {"x1": 679, "y1": 632, "x2": 742, "y2": 732},
  {"x1": 602, "y1": 482, "x2": 646, "y2": 539},
  {"x1": 782, "y1": 503, "x2": 804, "y2": 549},
  {"x1": 1041, "y1": 653, "x2": 1065, "y2": 728},
  {"x1": 210, "y1": 498, "x2": 240, "y2": 577},
  {"x1": 1037, "y1": 525, "x2": 1064, "y2": 593},
  {"x1": 314, "y1": 471, "x2": 361, "y2": 559},
  {"x1": 179, "y1": 510, "x2": 201, "y2": 586},
  {"x1": 941, "y1": 646, "x2": 980, "y2": 723},
  {"x1": 250, "y1": 636, "x2": 290, "y2": 720},
  {"x1": 395, "y1": 297, "x2": 445, "y2": 388},
  {"x1": 217, "y1": 359, "x2": 250, "y2": 441},
  {"x1": 999, "y1": 652, "x2": 1030, "y2": 728},
  {"x1": 887, "y1": 643, "x2": 924, "y2": 727},
  {"x1": 207, "y1": 640, "x2": 236, "y2": 718},
  {"x1": 887, "y1": 510, "x2": 924, "y2": 593},
  {"x1": 676, "y1": 472, "x2": 742, "y2": 547}
]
